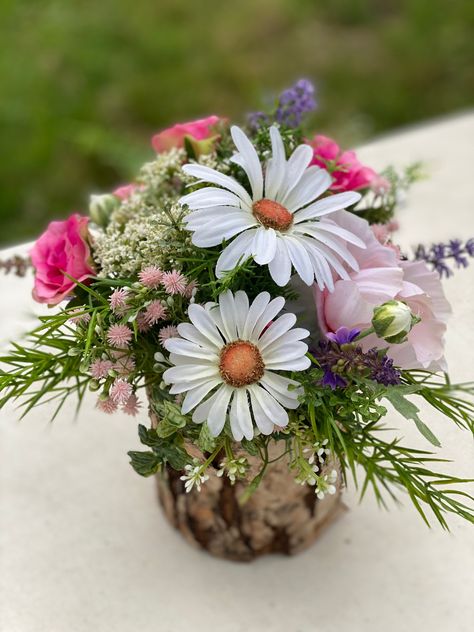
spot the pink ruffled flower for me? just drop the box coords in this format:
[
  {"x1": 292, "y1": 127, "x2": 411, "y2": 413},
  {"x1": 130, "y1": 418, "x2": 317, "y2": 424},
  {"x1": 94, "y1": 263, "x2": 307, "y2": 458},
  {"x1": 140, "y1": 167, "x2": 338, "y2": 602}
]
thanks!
[
  {"x1": 158, "y1": 325, "x2": 179, "y2": 345},
  {"x1": 309, "y1": 135, "x2": 377, "y2": 192},
  {"x1": 144, "y1": 300, "x2": 168, "y2": 325},
  {"x1": 113, "y1": 353, "x2": 136, "y2": 376},
  {"x1": 89, "y1": 358, "x2": 114, "y2": 380},
  {"x1": 183, "y1": 279, "x2": 198, "y2": 299},
  {"x1": 314, "y1": 211, "x2": 451, "y2": 370},
  {"x1": 113, "y1": 183, "x2": 141, "y2": 200},
  {"x1": 151, "y1": 115, "x2": 221, "y2": 153},
  {"x1": 30, "y1": 214, "x2": 95, "y2": 305},
  {"x1": 110, "y1": 378, "x2": 133, "y2": 405},
  {"x1": 109, "y1": 288, "x2": 129, "y2": 314},
  {"x1": 107, "y1": 324, "x2": 133, "y2": 348},
  {"x1": 96, "y1": 396, "x2": 118, "y2": 415},
  {"x1": 122, "y1": 393, "x2": 141, "y2": 417},
  {"x1": 138, "y1": 266, "x2": 163, "y2": 288},
  {"x1": 161, "y1": 270, "x2": 187, "y2": 295},
  {"x1": 68, "y1": 308, "x2": 91, "y2": 326},
  {"x1": 136, "y1": 312, "x2": 151, "y2": 333}
]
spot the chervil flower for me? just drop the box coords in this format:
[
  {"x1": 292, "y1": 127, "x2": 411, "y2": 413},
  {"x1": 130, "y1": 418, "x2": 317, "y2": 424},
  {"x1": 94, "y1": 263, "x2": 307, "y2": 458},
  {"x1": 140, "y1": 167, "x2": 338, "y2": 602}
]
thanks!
[
  {"x1": 180, "y1": 125, "x2": 365, "y2": 290},
  {"x1": 163, "y1": 290, "x2": 310, "y2": 440}
]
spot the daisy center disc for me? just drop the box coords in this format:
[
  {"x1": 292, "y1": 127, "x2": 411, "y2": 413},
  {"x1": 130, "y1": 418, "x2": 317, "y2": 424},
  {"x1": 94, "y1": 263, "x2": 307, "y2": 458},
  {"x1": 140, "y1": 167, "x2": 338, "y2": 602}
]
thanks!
[
  {"x1": 219, "y1": 341, "x2": 264, "y2": 388},
  {"x1": 252, "y1": 198, "x2": 293, "y2": 231}
]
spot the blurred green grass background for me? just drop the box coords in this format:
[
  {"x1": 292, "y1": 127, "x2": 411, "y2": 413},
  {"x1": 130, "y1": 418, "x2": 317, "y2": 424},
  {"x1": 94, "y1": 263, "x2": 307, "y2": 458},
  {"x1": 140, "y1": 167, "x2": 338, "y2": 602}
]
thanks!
[{"x1": 0, "y1": 0, "x2": 473, "y2": 246}]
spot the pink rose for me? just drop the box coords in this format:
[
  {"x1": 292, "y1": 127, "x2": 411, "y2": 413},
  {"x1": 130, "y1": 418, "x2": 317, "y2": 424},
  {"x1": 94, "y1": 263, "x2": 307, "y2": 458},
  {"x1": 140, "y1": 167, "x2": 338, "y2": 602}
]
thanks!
[
  {"x1": 314, "y1": 211, "x2": 451, "y2": 370},
  {"x1": 30, "y1": 214, "x2": 96, "y2": 305},
  {"x1": 113, "y1": 183, "x2": 141, "y2": 200},
  {"x1": 151, "y1": 115, "x2": 222, "y2": 153},
  {"x1": 309, "y1": 134, "x2": 378, "y2": 192}
]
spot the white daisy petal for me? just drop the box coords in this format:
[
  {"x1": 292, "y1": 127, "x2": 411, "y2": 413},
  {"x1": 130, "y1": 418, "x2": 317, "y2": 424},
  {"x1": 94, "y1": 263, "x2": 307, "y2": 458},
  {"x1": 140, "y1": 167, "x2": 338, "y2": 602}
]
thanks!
[
  {"x1": 261, "y1": 327, "x2": 310, "y2": 353},
  {"x1": 248, "y1": 388, "x2": 275, "y2": 435},
  {"x1": 283, "y1": 167, "x2": 332, "y2": 212},
  {"x1": 233, "y1": 290, "x2": 250, "y2": 337},
  {"x1": 215, "y1": 229, "x2": 257, "y2": 278},
  {"x1": 268, "y1": 238, "x2": 292, "y2": 287},
  {"x1": 265, "y1": 355, "x2": 311, "y2": 371},
  {"x1": 249, "y1": 296, "x2": 286, "y2": 341},
  {"x1": 231, "y1": 126, "x2": 264, "y2": 200},
  {"x1": 188, "y1": 304, "x2": 225, "y2": 347},
  {"x1": 181, "y1": 164, "x2": 253, "y2": 207},
  {"x1": 177, "y1": 323, "x2": 221, "y2": 351},
  {"x1": 252, "y1": 227, "x2": 277, "y2": 265},
  {"x1": 293, "y1": 191, "x2": 362, "y2": 223},
  {"x1": 260, "y1": 371, "x2": 302, "y2": 408},
  {"x1": 207, "y1": 384, "x2": 233, "y2": 437},
  {"x1": 182, "y1": 378, "x2": 222, "y2": 414},
  {"x1": 184, "y1": 207, "x2": 253, "y2": 229},
  {"x1": 264, "y1": 126, "x2": 287, "y2": 199},
  {"x1": 299, "y1": 226, "x2": 360, "y2": 271},
  {"x1": 313, "y1": 218, "x2": 366, "y2": 249},
  {"x1": 217, "y1": 290, "x2": 238, "y2": 341},
  {"x1": 258, "y1": 313, "x2": 297, "y2": 350},
  {"x1": 297, "y1": 237, "x2": 335, "y2": 291},
  {"x1": 192, "y1": 389, "x2": 222, "y2": 424},
  {"x1": 163, "y1": 364, "x2": 219, "y2": 384},
  {"x1": 180, "y1": 187, "x2": 245, "y2": 210},
  {"x1": 231, "y1": 388, "x2": 253, "y2": 440},
  {"x1": 241, "y1": 291, "x2": 271, "y2": 340},
  {"x1": 169, "y1": 377, "x2": 217, "y2": 395},
  {"x1": 191, "y1": 213, "x2": 258, "y2": 248},
  {"x1": 277, "y1": 144, "x2": 314, "y2": 203},
  {"x1": 285, "y1": 236, "x2": 315, "y2": 285},
  {"x1": 164, "y1": 338, "x2": 219, "y2": 361},
  {"x1": 261, "y1": 342, "x2": 309, "y2": 364},
  {"x1": 249, "y1": 384, "x2": 288, "y2": 429}
]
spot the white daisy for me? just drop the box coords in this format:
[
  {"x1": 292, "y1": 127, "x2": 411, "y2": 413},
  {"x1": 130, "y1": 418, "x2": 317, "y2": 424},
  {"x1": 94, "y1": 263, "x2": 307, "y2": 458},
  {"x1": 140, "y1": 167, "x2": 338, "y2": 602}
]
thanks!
[
  {"x1": 162, "y1": 290, "x2": 310, "y2": 440},
  {"x1": 179, "y1": 125, "x2": 366, "y2": 291}
]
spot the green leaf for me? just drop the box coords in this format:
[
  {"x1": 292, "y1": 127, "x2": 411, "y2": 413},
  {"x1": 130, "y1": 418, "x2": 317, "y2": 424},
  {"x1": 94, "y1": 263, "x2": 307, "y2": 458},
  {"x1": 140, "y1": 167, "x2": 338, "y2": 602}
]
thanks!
[
  {"x1": 241, "y1": 437, "x2": 259, "y2": 456},
  {"x1": 127, "y1": 450, "x2": 161, "y2": 477},
  {"x1": 196, "y1": 422, "x2": 216, "y2": 453},
  {"x1": 384, "y1": 386, "x2": 441, "y2": 447},
  {"x1": 137, "y1": 424, "x2": 161, "y2": 447}
]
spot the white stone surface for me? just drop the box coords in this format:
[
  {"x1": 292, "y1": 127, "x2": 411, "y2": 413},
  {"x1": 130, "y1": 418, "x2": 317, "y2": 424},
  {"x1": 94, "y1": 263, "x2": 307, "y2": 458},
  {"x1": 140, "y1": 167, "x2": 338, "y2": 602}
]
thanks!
[{"x1": 1, "y1": 114, "x2": 474, "y2": 632}]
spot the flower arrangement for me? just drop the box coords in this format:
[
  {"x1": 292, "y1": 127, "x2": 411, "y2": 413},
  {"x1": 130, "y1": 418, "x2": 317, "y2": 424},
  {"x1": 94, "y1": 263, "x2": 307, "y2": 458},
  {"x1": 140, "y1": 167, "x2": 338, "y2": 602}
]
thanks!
[{"x1": 1, "y1": 80, "x2": 474, "y2": 550}]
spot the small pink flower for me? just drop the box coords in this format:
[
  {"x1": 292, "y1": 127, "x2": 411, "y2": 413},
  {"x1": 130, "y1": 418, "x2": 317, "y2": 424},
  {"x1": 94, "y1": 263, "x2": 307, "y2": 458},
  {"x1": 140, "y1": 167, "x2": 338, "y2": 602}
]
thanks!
[
  {"x1": 151, "y1": 116, "x2": 221, "y2": 153},
  {"x1": 110, "y1": 378, "x2": 133, "y2": 405},
  {"x1": 159, "y1": 325, "x2": 179, "y2": 345},
  {"x1": 107, "y1": 324, "x2": 133, "y2": 348},
  {"x1": 161, "y1": 270, "x2": 187, "y2": 295},
  {"x1": 122, "y1": 393, "x2": 141, "y2": 417},
  {"x1": 89, "y1": 358, "x2": 114, "y2": 380},
  {"x1": 308, "y1": 135, "x2": 378, "y2": 192},
  {"x1": 113, "y1": 353, "x2": 136, "y2": 376},
  {"x1": 109, "y1": 288, "x2": 129, "y2": 314},
  {"x1": 136, "y1": 312, "x2": 151, "y2": 333},
  {"x1": 183, "y1": 280, "x2": 198, "y2": 299},
  {"x1": 370, "y1": 175, "x2": 391, "y2": 195},
  {"x1": 138, "y1": 266, "x2": 163, "y2": 288},
  {"x1": 371, "y1": 223, "x2": 391, "y2": 245},
  {"x1": 96, "y1": 396, "x2": 118, "y2": 415},
  {"x1": 30, "y1": 213, "x2": 95, "y2": 305},
  {"x1": 113, "y1": 183, "x2": 141, "y2": 200},
  {"x1": 68, "y1": 308, "x2": 91, "y2": 326},
  {"x1": 144, "y1": 300, "x2": 168, "y2": 325}
]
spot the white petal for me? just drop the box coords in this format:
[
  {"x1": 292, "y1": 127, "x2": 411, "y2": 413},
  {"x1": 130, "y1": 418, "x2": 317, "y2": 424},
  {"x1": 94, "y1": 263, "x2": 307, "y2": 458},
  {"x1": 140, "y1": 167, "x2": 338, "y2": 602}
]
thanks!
[
  {"x1": 293, "y1": 191, "x2": 362, "y2": 223},
  {"x1": 169, "y1": 376, "x2": 217, "y2": 395},
  {"x1": 297, "y1": 236, "x2": 350, "y2": 283},
  {"x1": 264, "y1": 126, "x2": 287, "y2": 199},
  {"x1": 260, "y1": 371, "x2": 302, "y2": 408},
  {"x1": 215, "y1": 229, "x2": 257, "y2": 278},
  {"x1": 284, "y1": 236, "x2": 315, "y2": 285},
  {"x1": 258, "y1": 313, "x2": 297, "y2": 350},
  {"x1": 233, "y1": 290, "x2": 249, "y2": 338},
  {"x1": 217, "y1": 290, "x2": 238, "y2": 342},
  {"x1": 177, "y1": 322, "x2": 221, "y2": 351},
  {"x1": 277, "y1": 144, "x2": 314, "y2": 203},
  {"x1": 260, "y1": 327, "x2": 310, "y2": 354},
  {"x1": 230, "y1": 388, "x2": 253, "y2": 441},
  {"x1": 230, "y1": 126, "x2": 263, "y2": 200},
  {"x1": 267, "y1": 237, "x2": 292, "y2": 287},
  {"x1": 207, "y1": 384, "x2": 233, "y2": 437},
  {"x1": 252, "y1": 227, "x2": 277, "y2": 265},
  {"x1": 191, "y1": 214, "x2": 257, "y2": 248},
  {"x1": 182, "y1": 378, "x2": 222, "y2": 414},
  {"x1": 192, "y1": 389, "x2": 221, "y2": 424},
  {"x1": 313, "y1": 219, "x2": 366, "y2": 249},
  {"x1": 181, "y1": 163, "x2": 253, "y2": 208},
  {"x1": 164, "y1": 338, "x2": 219, "y2": 361},
  {"x1": 188, "y1": 304, "x2": 225, "y2": 347},
  {"x1": 241, "y1": 291, "x2": 271, "y2": 340},
  {"x1": 249, "y1": 384, "x2": 288, "y2": 429},
  {"x1": 249, "y1": 296, "x2": 286, "y2": 341},
  {"x1": 261, "y1": 342, "x2": 309, "y2": 364},
  {"x1": 297, "y1": 237, "x2": 335, "y2": 291},
  {"x1": 264, "y1": 355, "x2": 311, "y2": 371},
  {"x1": 184, "y1": 206, "x2": 253, "y2": 229},
  {"x1": 163, "y1": 364, "x2": 219, "y2": 384},
  {"x1": 299, "y1": 226, "x2": 360, "y2": 271},
  {"x1": 180, "y1": 187, "x2": 244, "y2": 210},
  {"x1": 248, "y1": 385, "x2": 276, "y2": 434},
  {"x1": 283, "y1": 167, "x2": 331, "y2": 212}
]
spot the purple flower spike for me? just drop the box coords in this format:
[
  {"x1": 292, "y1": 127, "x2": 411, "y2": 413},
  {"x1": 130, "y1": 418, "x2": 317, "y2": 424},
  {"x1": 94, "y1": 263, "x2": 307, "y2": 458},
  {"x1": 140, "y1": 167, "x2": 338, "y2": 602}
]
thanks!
[{"x1": 326, "y1": 327, "x2": 361, "y2": 345}]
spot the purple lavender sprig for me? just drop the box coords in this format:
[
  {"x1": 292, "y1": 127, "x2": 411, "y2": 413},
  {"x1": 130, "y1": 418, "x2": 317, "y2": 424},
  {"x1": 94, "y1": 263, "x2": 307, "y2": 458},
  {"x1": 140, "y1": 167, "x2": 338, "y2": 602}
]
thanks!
[
  {"x1": 415, "y1": 238, "x2": 474, "y2": 278},
  {"x1": 248, "y1": 79, "x2": 317, "y2": 131},
  {"x1": 312, "y1": 327, "x2": 401, "y2": 389}
]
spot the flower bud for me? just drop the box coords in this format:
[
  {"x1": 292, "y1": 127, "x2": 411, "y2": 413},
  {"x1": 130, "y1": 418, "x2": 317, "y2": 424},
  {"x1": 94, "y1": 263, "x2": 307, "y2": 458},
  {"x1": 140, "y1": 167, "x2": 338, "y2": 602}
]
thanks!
[
  {"x1": 372, "y1": 300, "x2": 420, "y2": 344},
  {"x1": 89, "y1": 194, "x2": 119, "y2": 227}
]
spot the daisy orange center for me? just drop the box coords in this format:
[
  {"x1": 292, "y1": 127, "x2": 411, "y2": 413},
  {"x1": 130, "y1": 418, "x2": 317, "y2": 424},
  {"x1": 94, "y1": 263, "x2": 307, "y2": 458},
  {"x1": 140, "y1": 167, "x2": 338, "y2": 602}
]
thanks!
[
  {"x1": 252, "y1": 198, "x2": 293, "y2": 231},
  {"x1": 219, "y1": 340, "x2": 264, "y2": 388}
]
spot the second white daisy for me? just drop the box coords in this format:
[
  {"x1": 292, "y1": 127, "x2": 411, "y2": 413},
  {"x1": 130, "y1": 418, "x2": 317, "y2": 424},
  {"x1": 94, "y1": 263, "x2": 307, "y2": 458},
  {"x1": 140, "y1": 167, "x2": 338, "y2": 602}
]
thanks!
[
  {"x1": 162, "y1": 290, "x2": 310, "y2": 440},
  {"x1": 179, "y1": 125, "x2": 367, "y2": 291}
]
